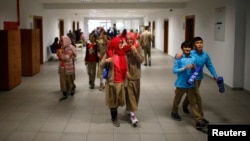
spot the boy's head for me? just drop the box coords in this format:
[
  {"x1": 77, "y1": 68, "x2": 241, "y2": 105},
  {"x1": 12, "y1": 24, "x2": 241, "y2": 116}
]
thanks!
[
  {"x1": 181, "y1": 40, "x2": 192, "y2": 49},
  {"x1": 181, "y1": 41, "x2": 192, "y2": 55},
  {"x1": 192, "y1": 36, "x2": 203, "y2": 52}
]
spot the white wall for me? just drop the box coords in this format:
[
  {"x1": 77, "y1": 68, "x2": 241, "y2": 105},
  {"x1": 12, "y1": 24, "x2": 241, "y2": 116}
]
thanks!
[
  {"x1": 244, "y1": 1, "x2": 250, "y2": 91},
  {"x1": 185, "y1": 0, "x2": 237, "y2": 87},
  {"x1": 184, "y1": 0, "x2": 249, "y2": 90},
  {"x1": 146, "y1": 0, "x2": 250, "y2": 90},
  {"x1": 42, "y1": 9, "x2": 85, "y2": 61},
  {"x1": 0, "y1": 0, "x2": 18, "y2": 29},
  {"x1": 147, "y1": 9, "x2": 185, "y2": 55}
]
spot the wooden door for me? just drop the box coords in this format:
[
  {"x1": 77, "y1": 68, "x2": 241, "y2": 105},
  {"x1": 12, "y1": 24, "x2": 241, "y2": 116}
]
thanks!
[
  {"x1": 59, "y1": 19, "x2": 64, "y2": 37},
  {"x1": 33, "y1": 16, "x2": 43, "y2": 64},
  {"x1": 185, "y1": 15, "x2": 195, "y2": 42},
  {"x1": 164, "y1": 20, "x2": 169, "y2": 54},
  {"x1": 152, "y1": 21, "x2": 155, "y2": 48}
]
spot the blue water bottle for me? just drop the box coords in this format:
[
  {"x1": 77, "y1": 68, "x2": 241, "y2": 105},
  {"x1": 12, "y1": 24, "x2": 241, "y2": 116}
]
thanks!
[
  {"x1": 188, "y1": 66, "x2": 201, "y2": 85},
  {"x1": 217, "y1": 76, "x2": 225, "y2": 93}
]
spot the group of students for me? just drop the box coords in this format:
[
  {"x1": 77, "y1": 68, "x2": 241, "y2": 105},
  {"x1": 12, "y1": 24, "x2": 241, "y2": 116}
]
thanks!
[
  {"x1": 54, "y1": 26, "x2": 144, "y2": 126},
  {"x1": 53, "y1": 27, "x2": 218, "y2": 129},
  {"x1": 171, "y1": 36, "x2": 218, "y2": 130}
]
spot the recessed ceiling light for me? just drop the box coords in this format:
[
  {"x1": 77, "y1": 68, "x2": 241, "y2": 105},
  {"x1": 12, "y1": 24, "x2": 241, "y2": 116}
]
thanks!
[{"x1": 80, "y1": 0, "x2": 93, "y2": 2}]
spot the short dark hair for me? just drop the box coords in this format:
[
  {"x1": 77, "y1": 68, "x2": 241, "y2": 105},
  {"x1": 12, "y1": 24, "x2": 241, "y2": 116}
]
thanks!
[
  {"x1": 192, "y1": 36, "x2": 203, "y2": 44},
  {"x1": 181, "y1": 40, "x2": 192, "y2": 49}
]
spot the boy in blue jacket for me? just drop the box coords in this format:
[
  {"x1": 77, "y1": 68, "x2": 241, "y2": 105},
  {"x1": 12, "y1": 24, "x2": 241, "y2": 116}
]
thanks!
[
  {"x1": 171, "y1": 41, "x2": 208, "y2": 129},
  {"x1": 179, "y1": 37, "x2": 217, "y2": 124}
]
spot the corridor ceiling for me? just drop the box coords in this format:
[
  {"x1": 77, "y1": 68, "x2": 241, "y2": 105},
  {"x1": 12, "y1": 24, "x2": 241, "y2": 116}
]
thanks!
[{"x1": 41, "y1": 0, "x2": 192, "y2": 17}]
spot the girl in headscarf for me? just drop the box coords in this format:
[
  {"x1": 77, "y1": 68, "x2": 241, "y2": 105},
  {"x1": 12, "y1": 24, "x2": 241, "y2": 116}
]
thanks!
[
  {"x1": 100, "y1": 36, "x2": 129, "y2": 127},
  {"x1": 124, "y1": 32, "x2": 144, "y2": 126},
  {"x1": 57, "y1": 36, "x2": 77, "y2": 101},
  {"x1": 97, "y1": 31, "x2": 109, "y2": 91}
]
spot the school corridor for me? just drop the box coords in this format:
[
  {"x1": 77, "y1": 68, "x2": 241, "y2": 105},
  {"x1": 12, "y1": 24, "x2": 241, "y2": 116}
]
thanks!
[{"x1": 0, "y1": 48, "x2": 249, "y2": 141}]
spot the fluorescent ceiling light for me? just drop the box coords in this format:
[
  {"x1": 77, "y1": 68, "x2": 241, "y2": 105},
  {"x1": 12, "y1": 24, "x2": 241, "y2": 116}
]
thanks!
[{"x1": 138, "y1": 0, "x2": 152, "y2": 2}]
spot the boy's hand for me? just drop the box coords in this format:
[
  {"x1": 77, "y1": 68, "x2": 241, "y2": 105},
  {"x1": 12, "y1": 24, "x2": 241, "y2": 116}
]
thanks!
[
  {"x1": 131, "y1": 45, "x2": 138, "y2": 54},
  {"x1": 175, "y1": 53, "x2": 182, "y2": 59},
  {"x1": 105, "y1": 57, "x2": 113, "y2": 63},
  {"x1": 185, "y1": 64, "x2": 195, "y2": 69}
]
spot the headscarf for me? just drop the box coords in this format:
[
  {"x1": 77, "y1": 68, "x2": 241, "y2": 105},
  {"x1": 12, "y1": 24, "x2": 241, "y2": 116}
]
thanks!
[
  {"x1": 107, "y1": 36, "x2": 125, "y2": 57},
  {"x1": 61, "y1": 36, "x2": 77, "y2": 56},
  {"x1": 125, "y1": 32, "x2": 140, "y2": 48}
]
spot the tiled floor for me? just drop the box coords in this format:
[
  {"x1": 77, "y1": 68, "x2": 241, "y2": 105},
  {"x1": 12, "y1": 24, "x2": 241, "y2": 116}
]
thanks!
[{"x1": 0, "y1": 48, "x2": 250, "y2": 141}]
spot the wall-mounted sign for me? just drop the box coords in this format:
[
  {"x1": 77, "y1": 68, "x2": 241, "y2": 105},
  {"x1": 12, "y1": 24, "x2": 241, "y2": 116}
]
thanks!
[{"x1": 214, "y1": 7, "x2": 225, "y2": 41}]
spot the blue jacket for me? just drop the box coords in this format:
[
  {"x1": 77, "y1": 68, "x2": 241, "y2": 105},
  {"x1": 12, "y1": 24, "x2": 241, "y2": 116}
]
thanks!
[
  {"x1": 173, "y1": 54, "x2": 195, "y2": 88},
  {"x1": 190, "y1": 50, "x2": 217, "y2": 80}
]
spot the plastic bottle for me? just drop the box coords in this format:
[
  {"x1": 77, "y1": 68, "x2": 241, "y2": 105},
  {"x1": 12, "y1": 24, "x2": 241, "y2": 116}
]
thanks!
[
  {"x1": 187, "y1": 66, "x2": 201, "y2": 85},
  {"x1": 217, "y1": 76, "x2": 225, "y2": 93}
]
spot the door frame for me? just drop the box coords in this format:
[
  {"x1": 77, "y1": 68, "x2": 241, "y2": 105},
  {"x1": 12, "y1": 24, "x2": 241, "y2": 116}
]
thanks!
[
  {"x1": 33, "y1": 15, "x2": 43, "y2": 64},
  {"x1": 59, "y1": 19, "x2": 64, "y2": 37},
  {"x1": 164, "y1": 20, "x2": 169, "y2": 54},
  {"x1": 185, "y1": 15, "x2": 195, "y2": 41},
  {"x1": 152, "y1": 21, "x2": 155, "y2": 48}
]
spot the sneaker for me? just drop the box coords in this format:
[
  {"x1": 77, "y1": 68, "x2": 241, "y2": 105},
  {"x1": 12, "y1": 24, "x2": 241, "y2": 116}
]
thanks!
[
  {"x1": 130, "y1": 114, "x2": 138, "y2": 124},
  {"x1": 90, "y1": 84, "x2": 95, "y2": 89},
  {"x1": 196, "y1": 120, "x2": 208, "y2": 129},
  {"x1": 202, "y1": 118, "x2": 210, "y2": 124},
  {"x1": 144, "y1": 64, "x2": 147, "y2": 66},
  {"x1": 183, "y1": 107, "x2": 190, "y2": 114},
  {"x1": 98, "y1": 83, "x2": 104, "y2": 91},
  {"x1": 171, "y1": 113, "x2": 182, "y2": 121},
  {"x1": 112, "y1": 119, "x2": 120, "y2": 127}
]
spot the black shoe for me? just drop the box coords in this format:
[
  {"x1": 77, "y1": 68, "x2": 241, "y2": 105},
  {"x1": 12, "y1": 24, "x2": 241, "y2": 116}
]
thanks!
[
  {"x1": 196, "y1": 120, "x2": 208, "y2": 129},
  {"x1": 144, "y1": 64, "x2": 147, "y2": 66},
  {"x1": 202, "y1": 118, "x2": 210, "y2": 124},
  {"x1": 71, "y1": 88, "x2": 75, "y2": 96},
  {"x1": 59, "y1": 96, "x2": 67, "y2": 101},
  {"x1": 183, "y1": 107, "x2": 190, "y2": 114},
  {"x1": 90, "y1": 84, "x2": 95, "y2": 89},
  {"x1": 171, "y1": 113, "x2": 182, "y2": 121}
]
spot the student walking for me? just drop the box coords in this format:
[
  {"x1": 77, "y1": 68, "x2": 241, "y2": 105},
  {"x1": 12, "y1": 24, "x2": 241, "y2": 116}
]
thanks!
[
  {"x1": 84, "y1": 33, "x2": 99, "y2": 89},
  {"x1": 140, "y1": 26, "x2": 152, "y2": 66},
  {"x1": 124, "y1": 33, "x2": 144, "y2": 126},
  {"x1": 171, "y1": 41, "x2": 208, "y2": 129},
  {"x1": 97, "y1": 31, "x2": 109, "y2": 91},
  {"x1": 56, "y1": 36, "x2": 77, "y2": 101},
  {"x1": 181, "y1": 37, "x2": 217, "y2": 124},
  {"x1": 100, "y1": 36, "x2": 129, "y2": 127}
]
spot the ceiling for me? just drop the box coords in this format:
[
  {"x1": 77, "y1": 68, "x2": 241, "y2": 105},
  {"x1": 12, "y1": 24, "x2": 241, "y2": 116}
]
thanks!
[{"x1": 40, "y1": 0, "x2": 192, "y2": 17}]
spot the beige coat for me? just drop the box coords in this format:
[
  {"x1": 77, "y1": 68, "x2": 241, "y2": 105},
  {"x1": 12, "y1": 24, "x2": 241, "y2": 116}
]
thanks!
[
  {"x1": 100, "y1": 54, "x2": 126, "y2": 108},
  {"x1": 125, "y1": 46, "x2": 144, "y2": 112}
]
